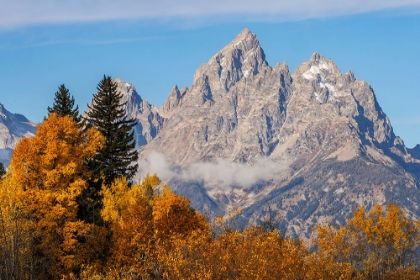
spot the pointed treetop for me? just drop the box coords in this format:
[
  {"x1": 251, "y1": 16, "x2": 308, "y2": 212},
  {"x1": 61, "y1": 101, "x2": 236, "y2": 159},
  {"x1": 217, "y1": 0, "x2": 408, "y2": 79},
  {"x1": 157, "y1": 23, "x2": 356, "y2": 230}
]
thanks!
[
  {"x1": 48, "y1": 84, "x2": 80, "y2": 122},
  {"x1": 86, "y1": 75, "x2": 138, "y2": 187}
]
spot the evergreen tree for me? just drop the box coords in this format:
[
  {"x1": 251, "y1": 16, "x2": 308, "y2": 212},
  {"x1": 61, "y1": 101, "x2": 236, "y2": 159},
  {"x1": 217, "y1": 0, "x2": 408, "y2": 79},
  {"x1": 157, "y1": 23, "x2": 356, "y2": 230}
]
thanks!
[
  {"x1": 48, "y1": 84, "x2": 80, "y2": 121},
  {"x1": 0, "y1": 162, "x2": 5, "y2": 178},
  {"x1": 86, "y1": 75, "x2": 138, "y2": 186}
]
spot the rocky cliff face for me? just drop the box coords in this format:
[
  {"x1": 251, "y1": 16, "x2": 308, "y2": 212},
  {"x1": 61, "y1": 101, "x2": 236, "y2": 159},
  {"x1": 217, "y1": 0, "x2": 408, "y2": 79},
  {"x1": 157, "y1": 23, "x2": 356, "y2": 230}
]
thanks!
[
  {"x1": 136, "y1": 28, "x2": 420, "y2": 237},
  {"x1": 2, "y1": 28, "x2": 418, "y2": 238},
  {"x1": 113, "y1": 78, "x2": 165, "y2": 147},
  {"x1": 0, "y1": 103, "x2": 36, "y2": 166}
]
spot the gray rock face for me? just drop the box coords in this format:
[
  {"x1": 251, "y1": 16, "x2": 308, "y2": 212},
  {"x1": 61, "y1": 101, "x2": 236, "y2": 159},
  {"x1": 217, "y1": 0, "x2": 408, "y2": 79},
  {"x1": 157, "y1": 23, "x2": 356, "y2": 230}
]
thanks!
[
  {"x1": 0, "y1": 103, "x2": 36, "y2": 166},
  {"x1": 3, "y1": 28, "x2": 418, "y2": 238},
  {"x1": 143, "y1": 28, "x2": 283, "y2": 165},
  {"x1": 137, "y1": 28, "x2": 420, "y2": 238},
  {"x1": 111, "y1": 78, "x2": 165, "y2": 147}
]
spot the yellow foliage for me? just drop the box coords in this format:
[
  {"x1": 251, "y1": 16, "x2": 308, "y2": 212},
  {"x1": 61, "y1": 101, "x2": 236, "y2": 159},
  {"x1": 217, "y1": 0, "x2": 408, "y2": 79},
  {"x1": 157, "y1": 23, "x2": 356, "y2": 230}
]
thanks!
[
  {"x1": 101, "y1": 177, "x2": 154, "y2": 271},
  {"x1": 11, "y1": 114, "x2": 104, "y2": 193},
  {"x1": 314, "y1": 203, "x2": 420, "y2": 279},
  {"x1": 100, "y1": 174, "x2": 210, "y2": 276},
  {"x1": 4, "y1": 131, "x2": 420, "y2": 280},
  {"x1": 0, "y1": 175, "x2": 32, "y2": 279},
  {"x1": 153, "y1": 184, "x2": 209, "y2": 242},
  {"x1": 6, "y1": 114, "x2": 106, "y2": 278}
]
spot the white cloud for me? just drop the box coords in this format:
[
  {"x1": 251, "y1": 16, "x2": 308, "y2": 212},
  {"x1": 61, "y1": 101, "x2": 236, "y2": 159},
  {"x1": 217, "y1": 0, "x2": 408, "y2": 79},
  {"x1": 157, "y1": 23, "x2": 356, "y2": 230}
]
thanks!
[
  {"x1": 137, "y1": 151, "x2": 283, "y2": 189},
  {"x1": 1, "y1": 0, "x2": 420, "y2": 29}
]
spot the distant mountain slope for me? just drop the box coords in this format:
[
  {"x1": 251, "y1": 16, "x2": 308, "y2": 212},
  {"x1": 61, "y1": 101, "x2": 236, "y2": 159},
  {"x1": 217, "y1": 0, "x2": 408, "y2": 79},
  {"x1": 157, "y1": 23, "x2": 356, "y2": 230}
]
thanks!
[
  {"x1": 0, "y1": 103, "x2": 37, "y2": 166},
  {"x1": 135, "y1": 28, "x2": 420, "y2": 237},
  {"x1": 113, "y1": 78, "x2": 165, "y2": 147},
  {"x1": 2, "y1": 29, "x2": 419, "y2": 239}
]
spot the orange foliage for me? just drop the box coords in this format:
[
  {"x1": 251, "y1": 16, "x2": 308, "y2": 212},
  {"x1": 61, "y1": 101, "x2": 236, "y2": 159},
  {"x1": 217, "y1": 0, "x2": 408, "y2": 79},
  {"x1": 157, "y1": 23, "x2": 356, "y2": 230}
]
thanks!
[
  {"x1": 3, "y1": 128, "x2": 420, "y2": 280},
  {"x1": 101, "y1": 177, "x2": 154, "y2": 271},
  {"x1": 314, "y1": 203, "x2": 420, "y2": 279},
  {"x1": 8, "y1": 114, "x2": 106, "y2": 278},
  {"x1": 101, "y1": 174, "x2": 210, "y2": 276}
]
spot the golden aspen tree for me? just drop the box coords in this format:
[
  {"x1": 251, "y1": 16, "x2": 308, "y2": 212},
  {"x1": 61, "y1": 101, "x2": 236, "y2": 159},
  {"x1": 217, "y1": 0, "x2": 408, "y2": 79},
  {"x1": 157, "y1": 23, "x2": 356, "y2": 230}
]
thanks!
[
  {"x1": 314, "y1": 203, "x2": 420, "y2": 279},
  {"x1": 9, "y1": 114, "x2": 105, "y2": 278},
  {"x1": 101, "y1": 177, "x2": 154, "y2": 273},
  {"x1": 153, "y1": 184, "x2": 209, "y2": 242},
  {"x1": 0, "y1": 175, "x2": 32, "y2": 279},
  {"x1": 152, "y1": 186, "x2": 211, "y2": 279},
  {"x1": 101, "y1": 174, "x2": 211, "y2": 278}
]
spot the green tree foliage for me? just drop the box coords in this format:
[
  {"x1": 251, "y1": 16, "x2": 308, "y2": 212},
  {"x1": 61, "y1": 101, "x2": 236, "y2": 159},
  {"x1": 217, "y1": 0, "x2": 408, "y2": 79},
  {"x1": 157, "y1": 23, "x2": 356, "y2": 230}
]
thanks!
[
  {"x1": 48, "y1": 84, "x2": 80, "y2": 121},
  {"x1": 0, "y1": 162, "x2": 5, "y2": 178},
  {"x1": 86, "y1": 75, "x2": 138, "y2": 186}
]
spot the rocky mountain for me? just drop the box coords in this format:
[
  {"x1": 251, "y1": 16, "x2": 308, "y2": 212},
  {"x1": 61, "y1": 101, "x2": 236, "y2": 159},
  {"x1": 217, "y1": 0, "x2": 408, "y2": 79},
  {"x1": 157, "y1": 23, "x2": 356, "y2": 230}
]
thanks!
[
  {"x1": 113, "y1": 78, "x2": 165, "y2": 147},
  {"x1": 135, "y1": 28, "x2": 420, "y2": 238},
  {"x1": 2, "y1": 28, "x2": 419, "y2": 238},
  {"x1": 0, "y1": 103, "x2": 36, "y2": 167}
]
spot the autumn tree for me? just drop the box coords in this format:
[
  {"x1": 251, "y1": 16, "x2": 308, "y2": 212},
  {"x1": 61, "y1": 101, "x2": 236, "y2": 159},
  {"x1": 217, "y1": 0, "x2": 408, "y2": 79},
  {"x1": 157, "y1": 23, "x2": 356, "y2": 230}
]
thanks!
[
  {"x1": 9, "y1": 114, "x2": 106, "y2": 278},
  {"x1": 86, "y1": 75, "x2": 138, "y2": 187},
  {"x1": 100, "y1": 174, "x2": 209, "y2": 277},
  {"x1": 0, "y1": 175, "x2": 32, "y2": 279},
  {"x1": 48, "y1": 84, "x2": 80, "y2": 121},
  {"x1": 314, "y1": 203, "x2": 420, "y2": 279}
]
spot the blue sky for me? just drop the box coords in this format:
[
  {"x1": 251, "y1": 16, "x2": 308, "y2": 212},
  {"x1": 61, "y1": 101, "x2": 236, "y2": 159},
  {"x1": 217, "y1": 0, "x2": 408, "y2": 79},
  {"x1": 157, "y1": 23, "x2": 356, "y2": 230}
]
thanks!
[{"x1": 0, "y1": 1, "x2": 420, "y2": 147}]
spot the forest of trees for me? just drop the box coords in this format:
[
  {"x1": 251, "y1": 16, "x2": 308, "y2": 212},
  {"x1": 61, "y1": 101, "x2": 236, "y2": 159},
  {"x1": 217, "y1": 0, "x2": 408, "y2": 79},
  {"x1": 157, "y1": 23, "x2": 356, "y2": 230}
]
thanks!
[{"x1": 0, "y1": 79, "x2": 419, "y2": 279}]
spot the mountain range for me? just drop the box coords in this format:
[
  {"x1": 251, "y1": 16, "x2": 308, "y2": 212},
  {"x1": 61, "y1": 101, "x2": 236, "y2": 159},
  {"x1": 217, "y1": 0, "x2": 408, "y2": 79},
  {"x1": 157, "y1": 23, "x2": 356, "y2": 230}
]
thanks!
[
  {"x1": 0, "y1": 103, "x2": 36, "y2": 167},
  {"x1": 2, "y1": 28, "x2": 420, "y2": 238}
]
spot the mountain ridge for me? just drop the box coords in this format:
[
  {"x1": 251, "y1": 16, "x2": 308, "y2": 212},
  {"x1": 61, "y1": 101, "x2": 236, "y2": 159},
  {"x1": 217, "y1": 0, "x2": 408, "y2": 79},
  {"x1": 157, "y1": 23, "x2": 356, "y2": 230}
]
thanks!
[
  {"x1": 1, "y1": 28, "x2": 420, "y2": 238},
  {"x1": 131, "y1": 28, "x2": 420, "y2": 237},
  {"x1": 0, "y1": 103, "x2": 37, "y2": 167}
]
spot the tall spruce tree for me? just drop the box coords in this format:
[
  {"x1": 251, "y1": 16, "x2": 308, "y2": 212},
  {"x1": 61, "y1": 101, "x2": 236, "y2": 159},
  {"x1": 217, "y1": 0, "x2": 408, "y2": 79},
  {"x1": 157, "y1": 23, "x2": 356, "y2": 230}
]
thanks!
[
  {"x1": 86, "y1": 75, "x2": 138, "y2": 186},
  {"x1": 48, "y1": 84, "x2": 80, "y2": 121},
  {"x1": 0, "y1": 162, "x2": 5, "y2": 178}
]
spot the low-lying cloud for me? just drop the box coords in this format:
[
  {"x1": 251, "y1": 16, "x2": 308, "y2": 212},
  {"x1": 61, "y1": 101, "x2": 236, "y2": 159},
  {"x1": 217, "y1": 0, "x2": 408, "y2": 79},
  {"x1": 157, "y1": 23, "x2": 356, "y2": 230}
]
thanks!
[
  {"x1": 2, "y1": 1, "x2": 420, "y2": 29},
  {"x1": 137, "y1": 151, "x2": 284, "y2": 189}
]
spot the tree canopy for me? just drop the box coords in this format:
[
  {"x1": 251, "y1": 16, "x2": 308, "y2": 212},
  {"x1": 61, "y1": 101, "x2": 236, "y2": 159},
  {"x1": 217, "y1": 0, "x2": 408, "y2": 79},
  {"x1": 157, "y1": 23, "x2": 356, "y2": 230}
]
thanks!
[
  {"x1": 48, "y1": 84, "x2": 80, "y2": 121},
  {"x1": 86, "y1": 75, "x2": 138, "y2": 186},
  {"x1": 7, "y1": 114, "x2": 106, "y2": 278},
  {"x1": 0, "y1": 162, "x2": 5, "y2": 178}
]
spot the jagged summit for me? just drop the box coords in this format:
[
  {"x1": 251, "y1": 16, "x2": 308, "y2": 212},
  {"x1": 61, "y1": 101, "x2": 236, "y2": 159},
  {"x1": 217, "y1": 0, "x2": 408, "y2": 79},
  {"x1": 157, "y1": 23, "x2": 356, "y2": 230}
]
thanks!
[
  {"x1": 109, "y1": 78, "x2": 164, "y2": 147},
  {"x1": 184, "y1": 28, "x2": 272, "y2": 104},
  {"x1": 235, "y1": 27, "x2": 254, "y2": 40},
  {"x1": 136, "y1": 29, "x2": 420, "y2": 238},
  {"x1": 297, "y1": 52, "x2": 341, "y2": 79},
  {"x1": 309, "y1": 52, "x2": 322, "y2": 62},
  {"x1": 160, "y1": 85, "x2": 188, "y2": 116},
  {"x1": 217, "y1": 28, "x2": 261, "y2": 55},
  {"x1": 2, "y1": 29, "x2": 420, "y2": 239}
]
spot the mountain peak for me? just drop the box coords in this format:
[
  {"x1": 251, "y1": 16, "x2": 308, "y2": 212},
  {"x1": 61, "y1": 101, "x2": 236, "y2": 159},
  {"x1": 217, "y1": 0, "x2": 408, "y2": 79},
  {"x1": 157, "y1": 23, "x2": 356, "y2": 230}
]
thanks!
[
  {"x1": 191, "y1": 28, "x2": 269, "y2": 94},
  {"x1": 221, "y1": 28, "x2": 260, "y2": 55},
  {"x1": 310, "y1": 52, "x2": 323, "y2": 62},
  {"x1": 233, "y1": 28, "x2": 255, "y2": 42},
  {"x1": 0, "y1": 103, "x2": 36, "y2": 166}
]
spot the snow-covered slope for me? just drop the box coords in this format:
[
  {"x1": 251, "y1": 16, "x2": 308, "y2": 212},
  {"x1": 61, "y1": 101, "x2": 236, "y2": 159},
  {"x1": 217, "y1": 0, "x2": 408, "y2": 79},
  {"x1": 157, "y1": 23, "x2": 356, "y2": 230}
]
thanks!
[{"x1": 0, "y1": 103, "x2": 37, "y2": 166}]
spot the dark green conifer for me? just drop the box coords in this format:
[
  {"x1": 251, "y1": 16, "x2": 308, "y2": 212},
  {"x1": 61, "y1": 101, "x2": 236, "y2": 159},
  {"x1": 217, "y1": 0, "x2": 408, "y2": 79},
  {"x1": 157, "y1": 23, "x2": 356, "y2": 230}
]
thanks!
[
  {"x1": 0, "y1": 162, "x2": 5, "y2": 178},
  {"x1": 86, "y1": 75, "x2": 138, "y2": 186},
  {"x1": 48, "y1": 84, "x2": 80, "y2": 121}
]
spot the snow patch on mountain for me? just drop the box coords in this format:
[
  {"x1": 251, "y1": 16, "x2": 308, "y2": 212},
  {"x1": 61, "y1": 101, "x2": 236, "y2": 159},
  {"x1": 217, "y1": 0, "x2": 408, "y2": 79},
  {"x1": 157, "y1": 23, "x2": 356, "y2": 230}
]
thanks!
[{"x1": 0, "y1": 103, "x2": 37, "y2": 166}]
